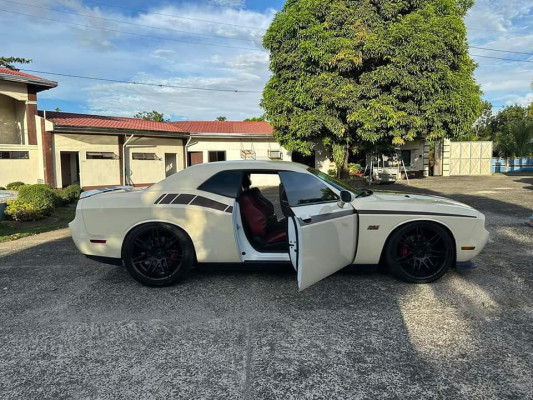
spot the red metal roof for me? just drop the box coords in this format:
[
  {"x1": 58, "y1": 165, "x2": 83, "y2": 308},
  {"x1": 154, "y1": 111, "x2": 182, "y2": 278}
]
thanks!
[
  {"x1": 0, "y1": 67, "x2": 44, "y2": 80},
  {"x1": 169, "y1": 121, "x2": 273, "y2": 135},
  {"x1": 43, "y1": 111, "x2": 187, "y2": 133},
  {"x1": 0, "y1": 68, "x2": 57, "y2": 90},
  {"x1": 43, "y1": 111, "x2": 273, "y2": 136}
]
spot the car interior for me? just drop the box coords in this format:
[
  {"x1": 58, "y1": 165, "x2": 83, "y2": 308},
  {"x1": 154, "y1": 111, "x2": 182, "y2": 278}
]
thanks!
[{"x1": 237, "y1": 173, "x2": 289, "y2": 252}]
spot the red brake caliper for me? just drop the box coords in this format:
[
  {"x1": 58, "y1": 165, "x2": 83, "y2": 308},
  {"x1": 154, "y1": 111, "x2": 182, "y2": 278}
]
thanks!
[{"x1": 399, "y1": 241, "x2": 409, "y2": 257}]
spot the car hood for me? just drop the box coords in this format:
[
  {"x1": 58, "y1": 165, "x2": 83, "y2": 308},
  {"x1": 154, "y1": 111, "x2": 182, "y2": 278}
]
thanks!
[{"x1": 356, "y1": 191, "x2": 480, "y2": 218}]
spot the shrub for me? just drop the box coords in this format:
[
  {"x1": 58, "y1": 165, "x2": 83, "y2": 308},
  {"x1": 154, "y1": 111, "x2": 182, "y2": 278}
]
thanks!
[
  {"x1": 60, "y1": 184, "x2": 82, "y2": 203},
  {"x1": 0, "y1": 187, "x2": 5, "y2": 190},
  {"x1": 17, "y1": 184, "x2": 59, "y2": 216},
  {"x1": 348, "y1": 163, "x2": 362, "y2": 174},
  {"x1": 6, "y1": 181, "x2": 25, "y2": 190},
  {"x1": 4, "y1": 199, "x2": 49, "y2": 221}
]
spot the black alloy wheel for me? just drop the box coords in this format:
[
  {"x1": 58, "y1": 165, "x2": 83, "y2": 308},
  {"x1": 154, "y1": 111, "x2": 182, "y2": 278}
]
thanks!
[
  {"x1": 385, "y1": 222, "x2": 455, "y2": 283},
  {"x1": 123, "y1": 223, "x2": 194, "y2": 286}
]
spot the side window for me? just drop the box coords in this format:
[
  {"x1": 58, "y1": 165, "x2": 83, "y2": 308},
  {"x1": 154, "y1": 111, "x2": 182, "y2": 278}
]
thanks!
[
  {"x1": 279, "y1": 171, "x2": 338, "y2": 206},
  {"x1": 198, "y1": 171, "x2": 242, "y2": 198}
]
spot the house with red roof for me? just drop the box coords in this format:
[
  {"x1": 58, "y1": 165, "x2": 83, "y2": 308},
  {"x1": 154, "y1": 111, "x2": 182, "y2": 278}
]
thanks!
[{"x1": 0, "y1": 69, "x2": 293, "y2": 189}]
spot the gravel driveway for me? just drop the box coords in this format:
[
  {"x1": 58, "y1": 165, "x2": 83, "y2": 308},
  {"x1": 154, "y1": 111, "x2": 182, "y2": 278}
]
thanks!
[{"x1": 0, "y1": 174, "x2": 532, "y2": 399}]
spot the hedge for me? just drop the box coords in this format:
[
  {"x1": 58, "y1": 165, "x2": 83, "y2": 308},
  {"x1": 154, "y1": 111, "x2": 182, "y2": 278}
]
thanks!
[
  {"x1": 5, "y1": 184, "x2": 59, "y2": 221},
  {"x1": 59, "y1": 184, "x2": 82, "y2": 203},
  {"x1": 6, "y1": 181, "x2": 25, "y2": 190},
  {"x1": 4, "y1": 200, "x2": 49, "y2": 221}
]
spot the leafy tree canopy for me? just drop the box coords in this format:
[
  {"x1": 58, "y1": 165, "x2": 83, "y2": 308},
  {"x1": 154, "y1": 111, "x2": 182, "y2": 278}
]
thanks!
[
  {"x1": 133, "y1": 110, "x2": 169, "y2": 122},
  {"x1": 490, "y1": 104, "x2": 531, "y2": 136},
  {"x1": 262, "y1": 0, "x2": 483, "y2": 162},
  {"x1": 0, "y1": 57, "x2": 32, "y2": 71},
  {"x1": 216, "y1": 116, "x2": 227, "y2": 121},
  {"x1": 244, "y1": 115, "x2": 267, "y2": 121},
  {"x1": 495, "y1": 119, "x2": 533, "y2": 158}
]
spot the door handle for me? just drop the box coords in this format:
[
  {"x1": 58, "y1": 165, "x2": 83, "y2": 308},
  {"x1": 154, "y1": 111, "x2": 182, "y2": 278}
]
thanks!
[{"x1": 302, "y1": 217, "x2": 312, "y2": 223}]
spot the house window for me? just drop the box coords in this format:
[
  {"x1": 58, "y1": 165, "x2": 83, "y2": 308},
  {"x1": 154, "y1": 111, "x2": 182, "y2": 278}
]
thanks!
[
  {"x1": 268, "y1": 150, "x2": 283, "y2": 159},
  {"x1": 208, "y1": 151, "x2": 226, "y2": 162},
  {"x1": 132, "y1": 152, "x2": 158, "y2": 160},
  {"x1": 0, "y1": 151, "x2": 29, "y2": 159},
  {"x1": 86, "y1": 151, "x2": 115, "y2": 160},
  {"x1": 401, "y1": 150, "x2": 411, "y2": 167}
]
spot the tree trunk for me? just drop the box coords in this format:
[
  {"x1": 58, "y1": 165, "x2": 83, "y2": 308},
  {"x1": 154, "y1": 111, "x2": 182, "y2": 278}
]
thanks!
[{"x1": 338, "y1": 146, "x2": 350, "y2": 179}]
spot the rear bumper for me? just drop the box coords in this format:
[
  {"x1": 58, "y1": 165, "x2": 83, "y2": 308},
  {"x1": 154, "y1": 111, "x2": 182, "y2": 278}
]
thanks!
[{"x1": 69, "y1": 203, "x2": 123, "y2": 259}]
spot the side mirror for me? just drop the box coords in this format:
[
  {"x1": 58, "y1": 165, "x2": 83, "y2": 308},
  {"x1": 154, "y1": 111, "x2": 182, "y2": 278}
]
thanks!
[{"x1": 338, "y1": 190, "x2": 353, "y2": 208}]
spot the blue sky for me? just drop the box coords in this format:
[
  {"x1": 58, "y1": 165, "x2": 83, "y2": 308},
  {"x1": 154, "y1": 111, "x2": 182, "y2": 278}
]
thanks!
[{"x1": 0, "y1": 0, "x2": 531, "y2": 120}]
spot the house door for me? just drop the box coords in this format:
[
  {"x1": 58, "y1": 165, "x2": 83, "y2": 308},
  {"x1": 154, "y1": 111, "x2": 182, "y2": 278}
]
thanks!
[
  {"x1": 60, "y1": 152, "x2": 80, "y2": 187},
  {"x1": 188, "y1": 151, "x2": 203, "y2": 166},
  {"x1": 165, "y1": 153, "x2": 177, "y2": 177}
]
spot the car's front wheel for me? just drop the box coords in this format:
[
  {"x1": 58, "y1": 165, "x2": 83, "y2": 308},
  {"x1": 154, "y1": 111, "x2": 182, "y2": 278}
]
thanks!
[
  {"x1": 123, "y1": 223, "x2": 194, "y2": 287},
  {"x1": 384, "y1": 222, "x2": 455, "y2": 283}
]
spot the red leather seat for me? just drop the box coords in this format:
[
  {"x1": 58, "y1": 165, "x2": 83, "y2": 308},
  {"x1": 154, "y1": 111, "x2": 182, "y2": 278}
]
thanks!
[
  {"x1": 248, "y1": 187, "x2": 275, "y2": 217},
  {"x1": 238, "y1": 191, "x2": 286, "y2": 244}
]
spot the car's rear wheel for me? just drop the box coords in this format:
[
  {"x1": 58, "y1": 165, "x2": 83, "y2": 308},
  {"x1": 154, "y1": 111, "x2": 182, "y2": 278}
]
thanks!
[
  {"x1": 384, "y1": 222, "x2": 454, "y2": 283},
  {"x1": 123, "y1": 223, "x2": 194, "y2": 287}
]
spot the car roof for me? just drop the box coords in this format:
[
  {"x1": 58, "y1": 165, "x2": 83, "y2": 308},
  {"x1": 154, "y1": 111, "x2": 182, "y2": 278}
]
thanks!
[{"x1": 150, "y1": 160, "x2": 311, "y2": 191}]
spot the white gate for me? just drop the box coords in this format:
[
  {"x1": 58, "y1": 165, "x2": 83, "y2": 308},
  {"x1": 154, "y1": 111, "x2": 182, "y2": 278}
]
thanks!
[{"x1": 449, "y1": 141, "x2": 492, "y2": 176}]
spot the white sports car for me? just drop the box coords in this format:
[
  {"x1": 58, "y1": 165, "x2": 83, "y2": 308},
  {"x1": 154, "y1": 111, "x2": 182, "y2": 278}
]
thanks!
[{"x1": 69, "y1": 161, "x2": 489, "y2": 290}]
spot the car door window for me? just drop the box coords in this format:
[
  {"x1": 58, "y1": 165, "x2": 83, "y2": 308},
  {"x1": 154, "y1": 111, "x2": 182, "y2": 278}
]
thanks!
[{"x1": 279, "y1": 171, "x2": 339, "y2": 206}]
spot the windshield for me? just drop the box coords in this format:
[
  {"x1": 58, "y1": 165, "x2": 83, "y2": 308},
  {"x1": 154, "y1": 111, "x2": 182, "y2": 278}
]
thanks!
[{"x1": 307, "y1": 167, "x2": 363, "y2": 195}]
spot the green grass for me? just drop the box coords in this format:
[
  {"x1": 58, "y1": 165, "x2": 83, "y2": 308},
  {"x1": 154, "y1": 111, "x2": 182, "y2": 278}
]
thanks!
[{"x1": 0, "y1": 205, "x2": 76, "y2": 243}]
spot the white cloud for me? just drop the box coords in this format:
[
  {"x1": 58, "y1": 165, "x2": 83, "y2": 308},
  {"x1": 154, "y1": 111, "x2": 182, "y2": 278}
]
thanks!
[
  {"x1": 85, "y1": 72, "x2": 266, "y2": 120},
  {"x1": 0, "y1": 0, "x2": 274, "y2": 120},
  {"x1": 210, "y1": 0, "x2": 246, "y2": 8},
  {"x1": 466, "y1": 0, "x2": 533, "y2": 108}
]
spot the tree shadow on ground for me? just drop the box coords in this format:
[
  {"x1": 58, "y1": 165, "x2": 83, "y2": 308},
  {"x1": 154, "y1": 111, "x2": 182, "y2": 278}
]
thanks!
[{"x1": 1, "y1": 227, "x2": 532, "y2": 398}]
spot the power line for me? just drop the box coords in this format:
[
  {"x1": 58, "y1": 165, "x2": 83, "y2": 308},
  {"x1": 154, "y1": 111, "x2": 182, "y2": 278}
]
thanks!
[
  {"x1": 470, "y1": 54, "x2": 533, "y2": 63},
  {"x1": 0, "y1": 0, "x2": 258, "y2": 43},
  {"x1": 0, "y1": 8, "x2": 259, "y2": 51},
  {"x1": 83, "y1": 0, "x2": 268, "y2": 31},
  {"x1": 20, "y1": 68, "x2": 262, "y2": 93},
  {"x1": 471, "y1": 46, "x2": 533, "y2": 57}
]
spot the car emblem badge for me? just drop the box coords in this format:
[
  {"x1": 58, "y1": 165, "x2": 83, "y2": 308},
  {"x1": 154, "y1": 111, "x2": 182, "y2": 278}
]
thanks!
[{"x1": 367, "y1": 225, "x2": 380, "y2": 230}]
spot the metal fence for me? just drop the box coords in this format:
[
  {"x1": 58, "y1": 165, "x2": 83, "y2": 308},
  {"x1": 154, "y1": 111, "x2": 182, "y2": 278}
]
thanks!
[{"x1": 492, "y1": 157, "x2": 533, "y2": 173}]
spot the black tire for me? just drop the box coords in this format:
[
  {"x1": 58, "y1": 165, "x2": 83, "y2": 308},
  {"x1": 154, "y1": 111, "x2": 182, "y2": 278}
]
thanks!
[
  {"x1": 384, "y1": 222, "x2": 455, "y2": 283},
  {"x1": 122, "y1": 223, "x2": 194, "y2": 287}
]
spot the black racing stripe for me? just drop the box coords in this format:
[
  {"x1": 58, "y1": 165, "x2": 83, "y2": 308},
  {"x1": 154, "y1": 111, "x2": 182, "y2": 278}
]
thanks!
[
  {"x1": 225, "y1": 206, "x2": 233, "y2": 213},
  {"x1": 358, "y1": 210, "x2": 477, "y2": 219},
  {"x1": 298, "y1": 209, "x2": 355, "y2": 226},
  {"x1": 191, "y1": 196, "x2": 229, "y2": 212},
  {"x1": 159, "y1": 194, "x2": 179, "y2": 204},
  {"x1": 154, "y1": 194, "x2": 166, "y2": 204},
  {"x1": 172, "y1": 194, "x2": 196, "y2": 205}
]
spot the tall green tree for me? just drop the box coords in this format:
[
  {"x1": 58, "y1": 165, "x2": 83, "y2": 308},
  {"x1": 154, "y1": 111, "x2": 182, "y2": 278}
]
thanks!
[
  {"x1": 216, "y1": 116, "x2": 227, "y2": 121},
  {"x1": 262, "y1": 0, "x2": 483, "y2": 175},
  {"x1": 489, "y1": 105, "x2": 530, "y2": 137},
  {"x1": 495, "y1": 120, "x2": 533, "y2": 158},
  {"x1": 0, "y1": 57, "x2": 32, "y2": 71},
  {"x1": 133, "y1": 110, "x2": 169, "y2": 122}
]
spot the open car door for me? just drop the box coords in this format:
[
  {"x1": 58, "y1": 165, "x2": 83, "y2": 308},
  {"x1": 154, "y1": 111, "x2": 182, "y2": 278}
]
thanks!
[{"x1": 280, "y1": 171, "x2": 358, "y2": 290}]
